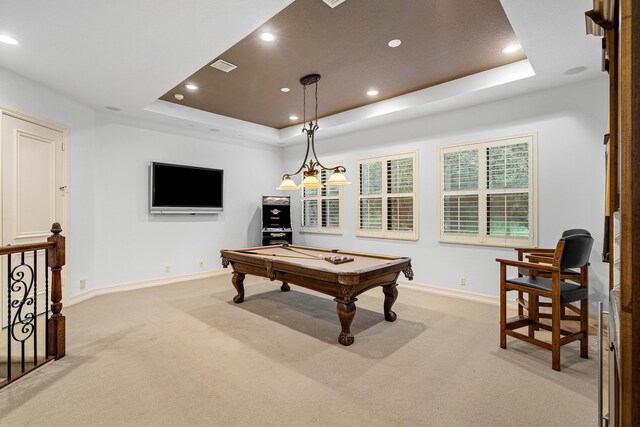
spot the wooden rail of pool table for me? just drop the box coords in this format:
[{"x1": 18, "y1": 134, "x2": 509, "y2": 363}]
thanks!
[
  {"x1": 232, "y1": 244, "x2": 401, "y2": 261},
  {"x1": 220, "y1": 246, "x2": 413, "y2": 346}
]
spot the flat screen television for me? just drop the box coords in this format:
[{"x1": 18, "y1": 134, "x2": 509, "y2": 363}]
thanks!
[{"x1": 149, "y1": 162, "x2": 223, "y2": 214}]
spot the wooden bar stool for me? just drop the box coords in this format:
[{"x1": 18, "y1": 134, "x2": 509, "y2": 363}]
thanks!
[
  {"x1": 497, "y1": 233, "x2": 593, "y2": 371},
  {"x1": 513, "y1": 229, "x2": 591, "y2": 322}
]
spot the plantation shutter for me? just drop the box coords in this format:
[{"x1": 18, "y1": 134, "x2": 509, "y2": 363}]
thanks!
[
  {"x1": 357, "y1": 152, "x2": 418, "y2": 239},
  {"x1": 387, "y1": 158, "x2": 414, "y2": 231},
  {"x1": 320, "y1": 169, "x2": 340, "y2": 229},
  {"x1": 359, "y1": 161, "x2": 383, "y2": 230},
  {"x1": 486, "y1": 143, "x2": 530, "y2": 238},
  {"x1": 438, "y1": 134, "x2": 536, "y2": 247},
  {"x1": 441, "y1": 149, "x2": 479, "y2": 236},
  {"x1": 300, "y1": 163, "x2": 342, "y2": 233}
]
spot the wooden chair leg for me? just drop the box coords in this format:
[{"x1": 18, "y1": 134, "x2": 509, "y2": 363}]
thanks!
[
  {"x1": 518, "y1": 290, "x2": 524, "y2": 317},
  {"x1": 580, "y1": 298, "x2": 589, "y2": 359},
  {"x1": 500, "y1": 265, "x2": 507, "y2": 349},
  {"x1": 552, "y1": 297, "x2": 561, "y2": 371},
  {"x1": 528, "y1": 294, "x2": 539, "y2": 338}
]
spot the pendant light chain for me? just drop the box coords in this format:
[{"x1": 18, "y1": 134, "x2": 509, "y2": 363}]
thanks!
[{"x1": 276, "y1": 73, "x2": 351, "y2": 190}]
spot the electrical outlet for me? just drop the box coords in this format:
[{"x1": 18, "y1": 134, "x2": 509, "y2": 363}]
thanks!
[
  {"x1": 165, "y1": 266, "x2": 170, "y2": 273},
  {"x1": 80, "y1": 279, "x2": 86, "y2": 290},
  {"x1": 459, "y1": 276, "x2": 466, "y2": 286},
  {"x1": 199, "y1": 261, "x2": 204, "y2": 268}
]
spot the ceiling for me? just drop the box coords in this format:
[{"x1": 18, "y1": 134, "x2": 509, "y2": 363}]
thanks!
[
  {"x1": 158, "y1": 0, "x2": 526, "y2": 129},
  {"x1": 0, "y1": 0, "x2": 604, "y2": 145}
]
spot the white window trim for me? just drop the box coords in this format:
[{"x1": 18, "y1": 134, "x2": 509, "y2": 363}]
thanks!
[
  {"x1": 299, "y1": 161, "x2": 344, "y2": 235},
  {"x1": 437, "y1": 133, "x2": 538, "y2": 248},
  {"x1": 356, "y1": 150, "x2": 419, "y2": 241}
]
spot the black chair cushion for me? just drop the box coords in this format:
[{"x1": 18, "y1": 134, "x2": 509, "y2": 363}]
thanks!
[{"x1": 506, "y1": 276, "x2": 588, "y2": 304}]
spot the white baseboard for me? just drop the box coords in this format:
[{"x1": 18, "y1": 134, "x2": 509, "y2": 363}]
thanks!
[
  {"x1": 398, "y1": 280, "x2": 519, "y2": 309},
  {"x1": 399, "y1": 280, "x2": 599, "y2": 327},
  {"x1": 68, "y1": 269, "x2": 230, "y2": 306},
  {"x1": 69, "y1": 274, "x2": 596, "y2": 326}
]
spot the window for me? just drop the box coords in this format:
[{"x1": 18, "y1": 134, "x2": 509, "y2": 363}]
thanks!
[
  {"x1": 300, "y1": 163, "x2": 343, "y2": 234},
  {"x1": 438, "y1": 133, "x2": 537, "y2": 247},
  {"x1": 357, "y1": 151, "x2": 418, "y2": 240}
]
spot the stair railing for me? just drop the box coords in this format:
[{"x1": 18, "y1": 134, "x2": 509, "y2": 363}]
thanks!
[{"x1": 0, "y1": 223, "x2": 65, "y2": 389}]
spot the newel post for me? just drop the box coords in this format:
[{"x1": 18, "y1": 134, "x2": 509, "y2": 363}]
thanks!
[{"x1": 47, "y1": 222, "x2": 66, "y2": 359}]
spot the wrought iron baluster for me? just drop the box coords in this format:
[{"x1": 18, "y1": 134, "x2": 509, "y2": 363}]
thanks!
[
  {"x1": 8, "y1": 250, "x2": 37, "y2": 374},
  {"x1": 45, "y1": 249, "x2": 49, "y2": 355},
  {"x1": 7, "y1": 254, "x2": 11, "y2": 381},
  {"x1": 33, "y1": 249, "x2": 38, "y2": 366},
  {"x1": 20, "y1": 251, "x2": 25, "y2": 373}
]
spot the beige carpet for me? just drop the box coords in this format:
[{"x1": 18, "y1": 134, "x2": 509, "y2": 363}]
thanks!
[{"x1": 0, "y1": 274, "x2": 598, "y2": 426}]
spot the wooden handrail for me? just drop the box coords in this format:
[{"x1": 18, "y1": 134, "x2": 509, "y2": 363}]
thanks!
[{"x1": 0, "y1": 241, "x2": 55, "y2": 256}]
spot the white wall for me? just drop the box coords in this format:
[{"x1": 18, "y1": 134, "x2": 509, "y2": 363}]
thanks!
[
  {"x1": 92, "y1": 116, "x2": 283, "y2": 287},
  {"x1": 282, "y1": 77, "x2": 610, "y2": 306},
  {"x1": 0, "y1": 65, "x2": 284, "y2": 299},
  {"x1": 0, "y1": 66, "x2": 97, "y2": 298},
  {"x1": 0, "y1": 63, "x2": 609, "y2": 307}
]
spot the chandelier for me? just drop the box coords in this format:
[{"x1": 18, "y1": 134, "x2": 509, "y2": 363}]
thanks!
[{"x1": 277, "y1": 74, "x2": 351, "y2": 190}]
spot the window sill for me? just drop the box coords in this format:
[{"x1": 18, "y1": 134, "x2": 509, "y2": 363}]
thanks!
[
  {"x1": 438, "y1": 237, "x2": 536, "y2": 248},
  {"x1": 356, "y1": 231, "x2": 419, "y2": 241},
  {"x1": 299, "y1": 228, "x2": 343, "y2": 235}
]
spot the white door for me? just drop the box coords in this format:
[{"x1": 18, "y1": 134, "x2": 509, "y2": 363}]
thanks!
[{"x1": 1, "y1": 113, "x2": 66, "y2": 329}]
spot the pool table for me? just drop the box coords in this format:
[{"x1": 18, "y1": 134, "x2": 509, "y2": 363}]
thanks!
[{"x1": 220, "y1": 244, "x2": 413, "y2": 345}]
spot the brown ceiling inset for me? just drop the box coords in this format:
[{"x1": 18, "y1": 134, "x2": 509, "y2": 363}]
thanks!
[{"x1": 159, "y1": 0, "x2": 526, "y2": 129}]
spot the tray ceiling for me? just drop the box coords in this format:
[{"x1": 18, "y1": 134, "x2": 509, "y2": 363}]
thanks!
[{"x1": 159, "y1": 0, "x2": 526, "y2": 129}]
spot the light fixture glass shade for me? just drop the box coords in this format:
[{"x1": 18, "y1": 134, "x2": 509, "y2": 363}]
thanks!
[
  {"x1": 325, "y1": 171, "x2": 351, "y2": 186},
  {"x1": 277, "y1": 177, "x2": 299, "y2": 190},
  {"x1": 301, "y1": 175, "x2": 324, "y2": 188}
]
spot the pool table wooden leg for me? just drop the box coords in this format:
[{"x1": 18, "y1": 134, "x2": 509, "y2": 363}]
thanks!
[
  {"x1": 280, "y1": 282, "x2": 290, "y2": 292},
  {"x1": 232, "y1": 272, "x2": 245, "y2": 303},
  {"x1": 336, "y1": 299, "x2": 356, "y2": 346},
  {"x1": 383, "y1": 283, "x2": 398, "y2": 322}
]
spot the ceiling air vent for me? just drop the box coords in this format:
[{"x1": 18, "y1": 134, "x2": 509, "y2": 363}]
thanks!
[
  {"x1": 210, "y1": 59, "x2": 237, "y2": 73},
  {"x1": 322, "y1": 0, "x2": 347, "y2": 8}
]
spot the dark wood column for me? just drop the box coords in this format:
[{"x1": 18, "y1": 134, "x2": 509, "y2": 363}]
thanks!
[
  {"x1": 46, "y1": 223, "x2": 66, "y2": 359},
  {"x1": 620, "y1": 0, "x2": 640, "y2": 422}
]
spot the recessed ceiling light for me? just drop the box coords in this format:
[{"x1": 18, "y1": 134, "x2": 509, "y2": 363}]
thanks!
[
  {"x1": 366, "y1": 89, "x2": 379, "y2": 96},
  {"x1": 185, "y1": 84, "x2": 198, "y2": 90},
  {"x1": 289, "y1": 115, "x2": 298, "y2": 121},
  {"x1": 0, "y1": 35, "x2": 18, "y2": 45},
  {"x1": 174, "y1": 94, "x2": 184, "y2": 100},
  {"x1": 281, "y1": 87, "x2": 290, "y2": 93},
  {"x1": 388, "y1": 39, "x2": 401, "y2": 48},
  {"x1": 105, "y1": 106, "x2": 121, "y2": 112},
  {"x1": 260, "y1": 32, "x2": 276, "y2": 42},
  {"x1": 501, "y1": 44, "x2": 522, "y2": 54}
]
